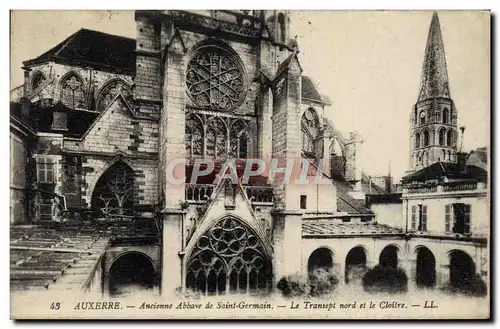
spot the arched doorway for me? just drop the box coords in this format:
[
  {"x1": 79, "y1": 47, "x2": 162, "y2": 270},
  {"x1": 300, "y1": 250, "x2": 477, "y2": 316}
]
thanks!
[
  {"x1": 308, "y1": 248, "x2": 334, "y2": 277},
  {"x1": 415, "y1": 247, "x2": 436, "y2": 288},
  {"x1": 449, "y1": 250, "x2": 475, "y2": 288},
  {"x1": 308, "y1": 247, "x2": 336, "y2": 296},
  {"x1": 345, "y1": 247, "x2": 367, "y2": 284},
  {"x1": 108, "y1": 252, "x2": 157, "y2": 297},
  {"x1": 185, "y1": 217, "x2": 272, "y2": 296},
  {"x1": 91, "y1": 161, "x2": 135, "y2": 218},
  {"x1": 379, "y1": 245, "x2": 399, "y2": 269}
]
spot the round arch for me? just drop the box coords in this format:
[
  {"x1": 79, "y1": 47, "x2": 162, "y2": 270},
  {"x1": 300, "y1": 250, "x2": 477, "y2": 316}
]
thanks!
[
  {"x1": 446, "y1": 250, "x2": 476, "y2": 288},
  {"x1": 345, "y1": 245, "x2": 369, "y2": 284},
  {"x1": 108, "y1": 251, "x2": 157, "y2": 297},
  {"x1": 378, "y1": 244, "x2": 402, "y2": 269},
  {"x1": 414, "y1": 246, "x2": 436, "y2": 288}
]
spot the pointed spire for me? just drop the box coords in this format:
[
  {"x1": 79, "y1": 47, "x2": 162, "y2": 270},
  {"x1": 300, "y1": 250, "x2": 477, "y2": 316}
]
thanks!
[{"x1": 418, "y1": 12, "x2": 450, "y2": 101}]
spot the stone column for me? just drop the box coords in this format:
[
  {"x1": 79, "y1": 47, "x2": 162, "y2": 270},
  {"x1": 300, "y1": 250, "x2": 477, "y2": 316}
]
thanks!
[{"x1": 437, "y1": 264, "x2": 450, "y2": 289}]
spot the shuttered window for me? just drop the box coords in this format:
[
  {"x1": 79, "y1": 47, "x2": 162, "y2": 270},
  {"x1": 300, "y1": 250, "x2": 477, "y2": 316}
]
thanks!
[
  {"x1": 445, "y1": 204, "x2": 451, "y2": 232},
  {"x1": 421, "y1": 205, "x2": 427, "y2": 231},
  {"x1": 411, "y1": 205, "x2": 417, "y2": 230},
  {"x1": 464, "y1": 204, "x2": 471, "y2": 234}
]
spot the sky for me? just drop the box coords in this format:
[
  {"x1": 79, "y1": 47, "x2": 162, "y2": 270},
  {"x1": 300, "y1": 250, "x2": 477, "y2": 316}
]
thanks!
[{"x1": 10, "y1": 10, "x2": 490, "y2": 181}]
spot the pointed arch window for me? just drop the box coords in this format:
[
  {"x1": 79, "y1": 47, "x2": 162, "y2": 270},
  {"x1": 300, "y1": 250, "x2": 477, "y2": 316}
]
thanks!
[
  {"x1": 447, "y1": 129, "x2": 454, "y2": 147},
  {"x1": 330, "y1": 139, "x2": 343, "y2": 156},
  {"x1": 415, "y1": 132, "x2": 421, "y2": 148},
  {"x1": 186, "y1": 217, "x2": 272, "y2": 295},
  {"x1": 97, "y1": 79, "x2": 133, "y2": 112},
  {"x1": 186, "y1": 115, "x2": 204, "y2": 157},
  {"x1": 301, "y1": 108, "x2": 320, "y2": 154},
  {"x1": 229, "y1": 120, "x2": 249, "y2": 159},
  {"x1": 60, "y1": 73, "x2": 86, "y2": 109},
  {"x1": 443, "y1": 108, "x2": 449, "y2": 124},
  {"x1": 206, "y1": 117, "x2": 228, "y2": 158},
  {"x1": 277, "y1": 13, "x2": 286, "y2": 43},
  {"x1": 435, "y1": 110, "x2": 441, "y2": 123},
  {"x1": 91, "y1": 161, "x2": 135, "y2": 217},
  {"x1": 438, "y1": 128, "x2": 446, "y2": 146},
  {"x1": 423, "y1": 130, "x2": 430, "y2": 147},
  {"x1": 32, "y1": 71, "x2": 46, "y2": 91}
]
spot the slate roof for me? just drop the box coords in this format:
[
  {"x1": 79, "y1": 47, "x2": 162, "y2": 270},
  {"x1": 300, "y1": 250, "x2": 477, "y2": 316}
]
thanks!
[
  {"x1": 468, "y1": 147, "x2": 488, "y2": 165},
  {"x1": 302, "y1": 220, "x2": 402, "y2": 237},
  {"x1": 331, "y1": 177, "x2": 373, "y2": 216},
  {"x1": 301, "y1": 76, "x2": 325, "y2": 104},
  {"x1": 23, "y1": 28, "x2": 136, "y2": 72},
  {"x1": 401, "y1": 160, "x2": 487, "y2": 184}
]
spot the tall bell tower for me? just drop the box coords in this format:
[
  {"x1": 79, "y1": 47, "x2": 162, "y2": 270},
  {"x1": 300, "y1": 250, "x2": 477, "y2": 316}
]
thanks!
[{"x1": 409, "y1": 12, "x2": 458, "y2": 172}]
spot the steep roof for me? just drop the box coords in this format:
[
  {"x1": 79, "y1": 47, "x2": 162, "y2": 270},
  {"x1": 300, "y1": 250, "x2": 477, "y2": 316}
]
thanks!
[
  {"x1": 301, "y1": 76, "x2": 325, "y2": 104},
  {"x1": 467, "y1": 147, "x2": 488, "y2": 165},
  {"x1": 401, "y1": 160, "x2": 487, "y2": 183},
  {"x1": 332, "y1": 177, "x2": 373, "y2": 216},
  {"x1": 417, "y1": 12, "x2": 450, "y2": 101},
  {"x1": 23, "y1": 28, "x2": 136, "y2": 72}
]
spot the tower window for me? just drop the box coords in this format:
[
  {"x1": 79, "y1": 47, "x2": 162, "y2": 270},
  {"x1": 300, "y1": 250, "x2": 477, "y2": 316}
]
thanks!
[
  {"x1": 423, "y1": 130, "x2": 430, "y2": 147},
  {"x1": 419, "y1": 111, "x2": 427, "y2": 125},
  {"x1": 446, "y1": 129, "x2": 454, "y2": 147},
  {"x1": 415, "y1": 133, "x2": 421, "y2": 148},
  {"x1": 300, "y1": 195, "x2": 307, "y2": 209},
  {"x1": 277, "y1": 13, "x2": 286, "y2": 43},
  {"x1": 443, "y1": 108, "x2": 449, "y2": 124},
  {"x1": 438, "y1": 128, "x2": 446, "y2": 146}
]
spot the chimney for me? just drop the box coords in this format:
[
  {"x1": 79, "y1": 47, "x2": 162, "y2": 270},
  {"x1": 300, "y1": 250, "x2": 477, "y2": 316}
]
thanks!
[{"x1": 457, "y1": 152, "x2": 468, "y2": 173}]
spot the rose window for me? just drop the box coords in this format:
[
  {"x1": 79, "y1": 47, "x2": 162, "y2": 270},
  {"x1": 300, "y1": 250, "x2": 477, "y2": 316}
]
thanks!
[{"x1": 186, "y1": 46, "x2": 246, "y2": 111}]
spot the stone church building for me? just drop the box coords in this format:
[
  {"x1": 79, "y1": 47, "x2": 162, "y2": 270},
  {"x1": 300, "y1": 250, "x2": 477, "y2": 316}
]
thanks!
[{"x1": 10, "y1": 11, "x2": 488, "y2": 297}]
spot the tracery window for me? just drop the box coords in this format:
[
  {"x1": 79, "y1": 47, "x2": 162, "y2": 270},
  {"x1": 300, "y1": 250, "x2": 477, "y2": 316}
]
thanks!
[
  {"x1": 185, "y1": 114, "x2": 250, "y2": 159},
  {"x1": 186, "y1": 115, "x2": 204, "y2": 157},
  {"x1": 186, "y1": 217, "x2": 272, "y2": 295},
  {"x1": 301, "y1": 108, "x2": 320, "y2": 154},
  {"x1": 32, "y1": 71, "x2": 46, "y2": 90},
  {"x1": 91, "y1": 162, "x2": 134, "y2": 217},
  {"x1": 206, "y1": 117, "x2": 228, "y2": 158},
  {"x1": 97, "y1": 79, "x2": 133, "y2": 112},
  {"x1": 229, "y1": 120, "x2": 249, "y2": 158},
  {"x1": 60, "y1": 73, "x2": 86, "y2": 109},
  {"x1": 186, "y1": 45, "x2": 246, "y2": 111}
]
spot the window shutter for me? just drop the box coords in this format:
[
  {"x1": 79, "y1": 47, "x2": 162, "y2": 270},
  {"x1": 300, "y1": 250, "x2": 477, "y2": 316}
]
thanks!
[
  {"x1": 445, "y1": 204, "x2": 451, "y2": 232},
  {"x1": 464, "y1": 204, "x2": 471, "y2": 234},
  {"x1": 422, "y1": 205, "x2": 427, "y2": 231},
  {"x1": 411, "y1": 205, "x2": 416, "y2": 230}
]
